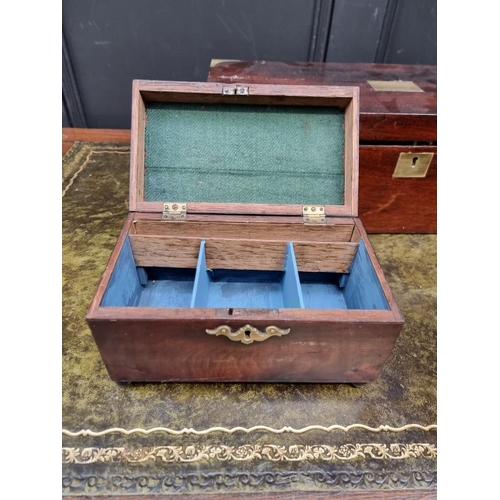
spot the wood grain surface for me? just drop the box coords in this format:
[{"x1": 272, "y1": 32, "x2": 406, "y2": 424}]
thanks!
[
  {"x1": 132, "y1": 218, "x2": 356, "y2": 241},
  {"x1": 88, "y1": 315, "x2": 402, "y2": 383},
  {"x1": 128, "y1": 237, "x2": 359, "y2": 273},
  {"x1": 129, "y1": 79, "x2": 146, "y2": 211},
  {"x1": 128, "y1": 80, "x2": 359, "y2": 217},
  {"x1": 62, "y1": 128, "x2": 130, "y2": 155},
  {"x1": 87, "y1": 211, "x2": 402, "y2": 383},
  {"x1": 206, "y1": 61, "x2": 437, "y2": 233},
  {"x1": 129, "y1": 235, "x2": 202, "y2": 268},
  {"x1": 293, "y1": 241, "x2": 358, "y2": 273},
  {"x1": 359, "y1": 146, "x2": 437, "y2": 233},
  {"x1": 207, "y1": 61, "x2": 437, "y2": 142}
]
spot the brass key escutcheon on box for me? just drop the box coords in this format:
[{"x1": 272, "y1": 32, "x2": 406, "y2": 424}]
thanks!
[
  {"x1": 367, "y1": 80, "x2": 424, "y2": 92},
  {"x1": 393, "y1": 153, "x2": 434, "y2": 178},
  {"x1": 206, "y1": 325, "x2": 290, "y2": 344}
]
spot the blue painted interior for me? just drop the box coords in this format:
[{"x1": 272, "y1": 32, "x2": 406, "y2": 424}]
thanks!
[
  {"x1": 136, "y1": 267, "x2": 148, "y2": 286},
  {"x1": 190, "y1": 241, "x2": 305, "y2": 309},
  {"x1": 101, "y1": 237, "x2": 142, "y2": 307},
  {"x1": 137, "y1": 280, "x2": 194, "y2": 308},
  {"x1": 282, "y1": 242, "x2": 305, "y2": 308},
  {"x1": 100, "y1": 237, "x2": 389, "y2": 311},
  {"x1": 338, "y1": 273, "x2": 349, "y2": 289},
  {"x1": 206, "y1": 280, "x2": 284, "y2": 309},
  {"x1": 299, "y1": 272, "x2": 347, "y2": 310},
  {"x1": 191, "y1": 240, "x2": 211, "y2": 308},
  {"x1": 343, "y1": 239, "x2": 389, "y2": 310},
  {"x1": 138, "y1": 267, "x2": 197, "y2": 307}
]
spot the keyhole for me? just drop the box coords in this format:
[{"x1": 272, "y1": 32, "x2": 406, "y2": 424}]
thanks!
[
  {"x1": 244, "y1": 330, "x2": 251, "y2": 339},
  {"x1": 411, "y1": 156, "x2": 419, "y2": 168}
]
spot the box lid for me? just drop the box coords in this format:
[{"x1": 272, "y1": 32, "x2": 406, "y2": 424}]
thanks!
[{"x1": 130, "y1": 80, "x2": 359, "y2": 218}]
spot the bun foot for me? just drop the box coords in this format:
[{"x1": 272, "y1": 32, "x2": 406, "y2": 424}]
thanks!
[{"x1": 116, "y1": 380, "x2": 131, "y2": 386}]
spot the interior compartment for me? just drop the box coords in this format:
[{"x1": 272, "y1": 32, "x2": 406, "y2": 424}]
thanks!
[
  {"x1": 100, "y1": 238, "x2": 196, "y2": 308},
  {"x1": 136, "y1": 268, "x2": 195, "y2": 308},
  {"x1": 297, "y1": 239, "x2": 388, "y2": 310},
  {"x1": 191, "y1": 241, "x2": 303, "y2": 309},
  {"x1": 101, "y1": 233, "x2": 389, "y2": 311},
  {"x1": 202, "y1": 270, "x2": 287, "y2": 309},
  {"x1": 299, "y1": 272, "x2": 347, "y2": 310}
]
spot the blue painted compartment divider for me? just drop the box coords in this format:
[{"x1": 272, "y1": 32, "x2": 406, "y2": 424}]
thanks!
[
  {"x1": 101, "y1": 238, "x2": 142, "y2": 307},
  {"x1": 100, "y1": 237, "x2": 389, "y2": 310},
  {"x1": 190, "y1": 241, "x2": 304, "y2": 309},
  {"x1": 282, "y1": 243, "x2": 304, "y2": 309},
  {"x1": 343, "y1": 239, "x2": 389, "y2": 310},
  {"x1": 190, "y1": 241, "x2": 210, "y2": 308}
]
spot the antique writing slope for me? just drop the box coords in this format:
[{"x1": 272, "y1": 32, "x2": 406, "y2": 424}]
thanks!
[{"x1": 86, "y1": 80, "x2": 404, "y2": 384}]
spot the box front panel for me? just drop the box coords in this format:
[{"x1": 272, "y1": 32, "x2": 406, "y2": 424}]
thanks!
[
  {"x1": 89, "y1": 318, "x2": 402, "y2": 383},
  {"x1": 359, "y1": 145, "x2": 437, "y2": 233}
]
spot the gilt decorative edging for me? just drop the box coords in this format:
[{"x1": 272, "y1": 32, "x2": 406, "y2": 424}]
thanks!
[
  {"x1": 63, "y1": 443, "x2": 436, "y2": 464},
  {"x1": 62, "y1": 423, "x2": 437, "y2": 437},
  {"x1": 62, "y1": 145, "x2": 130, "y2": 198},
  {"x1": 62, "y1": 470, "x2": 437, "y2": 493}
]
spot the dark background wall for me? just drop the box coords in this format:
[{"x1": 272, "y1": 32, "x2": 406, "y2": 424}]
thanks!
[{"x1": 62, "y1": 0, "x2": 436, "y2": 129}]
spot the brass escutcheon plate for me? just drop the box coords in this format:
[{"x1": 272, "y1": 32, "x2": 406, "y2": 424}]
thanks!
[
  {"x1": 393, "y1": 153, "x2": 434, "y2": 178},
  {"x1": 367, "y1": 80, "x2": 424, "y2": 92},
  {"x1": 206, "y1": 324, "x2": 290, "y2": 345}
]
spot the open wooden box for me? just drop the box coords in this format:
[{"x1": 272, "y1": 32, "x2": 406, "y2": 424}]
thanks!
[{"x1": 86, "y1": 80, "x2": 404, "y2": 384}]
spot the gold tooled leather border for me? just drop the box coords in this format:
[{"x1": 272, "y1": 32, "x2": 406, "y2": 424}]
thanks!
[
  {"x1": 63, "y1": 442, "x2": 436, "y2": 464},
  {"x1": 62, "y1": 144, "x2": 130, "y2": 197},
  {"x1": 63, "y1": 423, "x2": 437, "y2": 437}
]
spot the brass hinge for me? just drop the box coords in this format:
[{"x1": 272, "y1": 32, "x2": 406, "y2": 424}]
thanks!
[
  {"x1": 302, "y1": 205, "x2": 326, "y2": 224},
  {"x1": 222, "y1": 85, "x2": 249, "y2": 96},
  {"x1": 162, "y1": 202, "x2": 187, "y2": 222}
]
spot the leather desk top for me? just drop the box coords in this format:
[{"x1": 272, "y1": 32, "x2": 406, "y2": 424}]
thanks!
[{"x1": 62, "y1": 142, "x2": 437, "y2": 498}]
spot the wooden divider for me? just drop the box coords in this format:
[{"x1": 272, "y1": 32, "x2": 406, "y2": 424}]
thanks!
[
  {"x1": 101, "y1": 235, "x2": 388, "y2": 311},
  {"x1": 129, "y1": 234, "x2": 359, "y2": 273},
  {"x1": 132, "y1": 219, "x2": 356, "y2": 242}
]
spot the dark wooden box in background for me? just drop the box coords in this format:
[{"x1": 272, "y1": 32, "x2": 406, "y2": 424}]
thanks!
[{"x1": 208, "y1": 61, "x2": 437, "y2": 233}]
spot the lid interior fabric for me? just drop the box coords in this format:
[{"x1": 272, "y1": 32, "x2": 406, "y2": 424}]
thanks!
[{"x1": 144, "y1": 103, "x2": 345, "y2": 206}]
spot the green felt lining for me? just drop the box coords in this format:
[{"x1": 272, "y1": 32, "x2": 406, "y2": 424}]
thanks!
[{"x1": 144, "y1": 103, "x2": 345, "y2": 206}]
